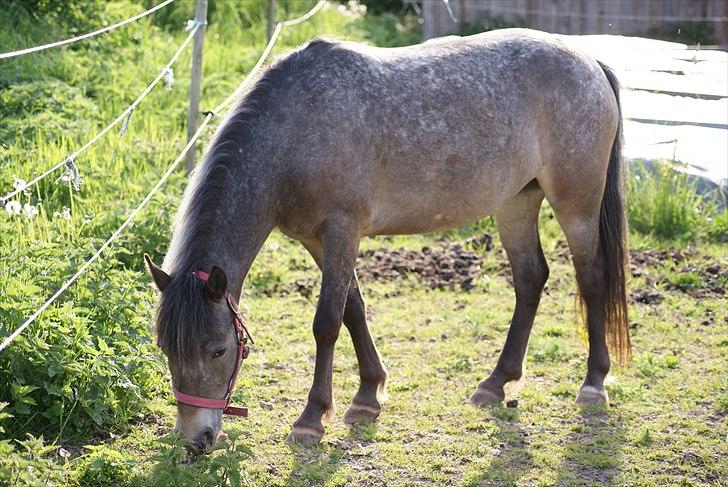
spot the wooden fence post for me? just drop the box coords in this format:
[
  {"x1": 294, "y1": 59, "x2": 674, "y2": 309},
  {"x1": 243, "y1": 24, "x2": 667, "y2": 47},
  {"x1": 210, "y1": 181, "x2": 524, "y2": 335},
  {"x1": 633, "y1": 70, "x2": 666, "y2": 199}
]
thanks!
[
  {"x1": 185, "y1": 0, "x2": 208, "y2": 172},
  {"x1": 267, "y1": 0, "x2": 277, "y2": 41}
]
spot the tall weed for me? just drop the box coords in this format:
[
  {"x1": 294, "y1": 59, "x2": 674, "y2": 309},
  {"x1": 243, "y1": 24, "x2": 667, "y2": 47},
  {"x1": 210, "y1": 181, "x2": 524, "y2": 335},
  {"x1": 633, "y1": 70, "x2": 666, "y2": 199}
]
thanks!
[{"x1": 627, "y1": 161, "x2": 725, "y2": 241}]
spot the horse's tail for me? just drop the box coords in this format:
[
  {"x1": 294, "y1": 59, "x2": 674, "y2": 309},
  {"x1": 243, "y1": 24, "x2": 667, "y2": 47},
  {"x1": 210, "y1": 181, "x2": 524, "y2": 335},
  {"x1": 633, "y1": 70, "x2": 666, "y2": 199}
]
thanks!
[{"x1": 592, "y1": 61, "x2": 631, "y2": 366}]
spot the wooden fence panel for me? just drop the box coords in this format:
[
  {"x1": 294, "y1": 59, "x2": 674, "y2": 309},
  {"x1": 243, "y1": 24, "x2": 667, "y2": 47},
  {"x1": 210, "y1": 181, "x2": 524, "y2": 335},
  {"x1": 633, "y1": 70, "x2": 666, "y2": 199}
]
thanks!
[{"x1": 422, "y1": 0, "x2": 728, "y2": 47}]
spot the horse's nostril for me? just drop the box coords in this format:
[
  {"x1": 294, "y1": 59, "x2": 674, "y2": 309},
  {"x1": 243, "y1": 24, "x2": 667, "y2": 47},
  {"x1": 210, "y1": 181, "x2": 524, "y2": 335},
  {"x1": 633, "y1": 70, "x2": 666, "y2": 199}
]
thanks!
[
  {"x1": 185, "y1": 442, "x2": 202, "y2": 456},
  {"x1": 203, "y1": 427, "x2": 215, "y2": 444}
]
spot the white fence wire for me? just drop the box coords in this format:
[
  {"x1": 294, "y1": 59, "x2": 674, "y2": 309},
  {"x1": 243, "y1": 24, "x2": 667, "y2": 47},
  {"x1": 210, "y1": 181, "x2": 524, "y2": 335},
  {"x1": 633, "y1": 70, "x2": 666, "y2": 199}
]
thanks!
[
  {"x1": 0, "y1": 0, "x2": 176, "y2": 59},
  {"x1": 0, "y1": 22, "x2": 202, "y2": 205}
]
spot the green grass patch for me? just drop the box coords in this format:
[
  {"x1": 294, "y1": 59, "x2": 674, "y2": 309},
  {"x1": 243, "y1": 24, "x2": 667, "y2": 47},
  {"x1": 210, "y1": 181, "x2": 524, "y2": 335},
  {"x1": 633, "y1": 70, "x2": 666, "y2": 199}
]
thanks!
[{"x1": 627, "y1": 161, "x2": 727, "y2": 242}]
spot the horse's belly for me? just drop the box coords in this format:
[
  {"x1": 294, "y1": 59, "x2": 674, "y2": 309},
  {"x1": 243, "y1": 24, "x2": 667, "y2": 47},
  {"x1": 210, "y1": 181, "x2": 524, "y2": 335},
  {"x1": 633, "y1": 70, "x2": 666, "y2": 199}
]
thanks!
[
  {"x1": 367, "y1": 201, "x2": 491, "y2": 235},
  {"x1": 365, "y1": 160, "x2": 518, "y2": 236},
  {"x1": 364, "y1": 93, "x2": 539, "y2": 236}
]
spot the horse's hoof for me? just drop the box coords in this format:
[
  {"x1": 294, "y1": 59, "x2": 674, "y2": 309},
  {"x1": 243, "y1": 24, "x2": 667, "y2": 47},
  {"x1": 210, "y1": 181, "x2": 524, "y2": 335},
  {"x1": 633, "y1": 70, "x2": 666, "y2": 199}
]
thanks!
[
  {"x1": 469, "y1": 386, "x2": 504, "y2": 407},
  {"x1": 286, "y1": 426, "x2": 324, "y2": 446},
  {"x1": 343, "y1": 403, "x2": 380, "y2": 425},
  {"x1": 575, "y1": 385, "x2": 608, "y2": 406}
]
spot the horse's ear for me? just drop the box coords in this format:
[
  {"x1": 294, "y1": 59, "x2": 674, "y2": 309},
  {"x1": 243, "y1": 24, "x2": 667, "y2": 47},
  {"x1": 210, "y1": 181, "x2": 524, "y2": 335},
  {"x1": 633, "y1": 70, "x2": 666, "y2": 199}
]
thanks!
[
  {"x1": 205, "y1": 265, "x2": 228, "y2": 301},
  {"x1": 144, "y1": 253, "x2": 171, "y2": 292}
]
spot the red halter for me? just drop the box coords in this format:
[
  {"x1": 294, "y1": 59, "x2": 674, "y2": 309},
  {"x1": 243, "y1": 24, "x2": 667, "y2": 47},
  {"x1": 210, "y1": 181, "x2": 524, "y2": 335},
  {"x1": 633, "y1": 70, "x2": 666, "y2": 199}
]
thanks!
[{"x1": 171, "y1": 270, "x2": 254, "y2": 417}]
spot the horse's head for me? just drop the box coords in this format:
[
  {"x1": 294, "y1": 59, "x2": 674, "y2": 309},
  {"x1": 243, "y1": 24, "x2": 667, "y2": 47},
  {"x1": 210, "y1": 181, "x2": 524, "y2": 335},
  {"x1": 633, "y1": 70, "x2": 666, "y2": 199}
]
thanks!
[{"x1": 144, "y1": 254, "x2": 248, "y2": 455}]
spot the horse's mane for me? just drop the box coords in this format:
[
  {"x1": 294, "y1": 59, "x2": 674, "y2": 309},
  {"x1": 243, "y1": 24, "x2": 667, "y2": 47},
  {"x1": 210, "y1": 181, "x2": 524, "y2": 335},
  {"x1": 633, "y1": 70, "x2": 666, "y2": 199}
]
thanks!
[{"x1": 154, "y1": 39, "x2": 338, "y2": 361}]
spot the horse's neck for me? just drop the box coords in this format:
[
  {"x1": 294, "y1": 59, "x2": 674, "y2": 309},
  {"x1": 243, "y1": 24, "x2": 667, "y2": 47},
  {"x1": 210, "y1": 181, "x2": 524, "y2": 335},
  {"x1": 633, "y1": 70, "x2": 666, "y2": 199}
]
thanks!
[{"x1": 165, "y1": 161, "x2": 276, "y2": 298}]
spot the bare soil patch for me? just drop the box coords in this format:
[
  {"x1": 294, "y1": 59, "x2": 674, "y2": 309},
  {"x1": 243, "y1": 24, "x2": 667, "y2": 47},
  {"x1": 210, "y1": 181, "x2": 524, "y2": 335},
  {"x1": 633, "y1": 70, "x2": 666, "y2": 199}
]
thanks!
[
  {"x1": 282, "y1": 239, "x2": 725, "y2": 302},
  {"x1": 356, "y1": 235, "x2": 494, "y2": 291},
  {"x1": 629, "y1": 248, "x2": 727, "y2": 299}
]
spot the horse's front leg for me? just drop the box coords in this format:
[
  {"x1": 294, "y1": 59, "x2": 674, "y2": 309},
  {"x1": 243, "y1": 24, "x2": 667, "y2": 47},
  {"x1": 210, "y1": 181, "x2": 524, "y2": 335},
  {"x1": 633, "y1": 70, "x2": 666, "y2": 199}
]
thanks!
[
  {"x1": 341, "y1": 276, "x2": 388, "y2": 425},
  {"x1": 288, "y1": 216, "x2": 360, "y2": 445},
  {"x1": 301, "y1": 241, "x2": 388, "y2": 426}
]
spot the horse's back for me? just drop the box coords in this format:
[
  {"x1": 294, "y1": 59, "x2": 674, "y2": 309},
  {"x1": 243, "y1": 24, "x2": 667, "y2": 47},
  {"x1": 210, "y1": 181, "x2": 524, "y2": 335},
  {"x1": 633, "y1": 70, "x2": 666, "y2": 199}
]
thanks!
[{"x1": 275, "y1": 30, "x2": 618, "y2": 237}]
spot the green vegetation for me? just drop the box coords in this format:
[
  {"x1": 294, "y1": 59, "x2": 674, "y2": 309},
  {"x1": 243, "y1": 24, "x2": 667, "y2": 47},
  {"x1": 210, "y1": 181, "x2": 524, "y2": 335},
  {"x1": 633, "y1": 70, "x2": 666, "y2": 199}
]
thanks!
[
  {"x1": 643, "y1": 21, "x2": 719, "y2": 46},
  {"x1": 627, "y1": 161, "x2": 727, "y2": 242},
  {"x1": 1, "y1": 1, "x2": 726, "y2": 485}
]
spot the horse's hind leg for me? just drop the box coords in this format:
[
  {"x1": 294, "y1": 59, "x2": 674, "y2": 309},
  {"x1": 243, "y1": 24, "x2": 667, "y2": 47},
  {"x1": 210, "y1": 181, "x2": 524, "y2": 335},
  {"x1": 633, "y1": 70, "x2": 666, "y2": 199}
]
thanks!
[
  {"x1": 301, "y1": 241, "x2": 388, "y2": 425},
  {"x1": 549, "y1": 205, "x2": 612, "y2": 405},
  {"x1": 287, "y1": 215, "x2": 360, "y2": 445},
  {"x1": 541, "y1": 167, "x2": 619, "y2": 405},
  {"x1": 470, "y1": 181, "x2": 548, "y2": 406}
]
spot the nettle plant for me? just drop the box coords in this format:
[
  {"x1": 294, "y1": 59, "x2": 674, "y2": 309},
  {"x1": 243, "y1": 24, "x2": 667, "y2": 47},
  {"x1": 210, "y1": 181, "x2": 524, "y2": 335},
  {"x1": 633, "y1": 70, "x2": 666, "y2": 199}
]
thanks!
[
  {"x1": 149, "y1": 430, "x2": 253, "y2": 486},
  {"x1": 0, "y1": 402, "x2": 67, "y2": 486},
  {"x1": 0, "y1": 263, "x2": 166, "y2": 441}
]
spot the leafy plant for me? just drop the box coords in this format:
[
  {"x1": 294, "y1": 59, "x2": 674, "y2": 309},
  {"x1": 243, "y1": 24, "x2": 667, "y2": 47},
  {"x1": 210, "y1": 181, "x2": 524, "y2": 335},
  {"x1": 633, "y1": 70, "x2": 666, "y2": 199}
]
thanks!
[
  {"x1": 147, "y1": 430, "x2": 253, "y2": 487},
  {"x1": 666, "y1": 271, "x2": 701, "y2": 291},
  {"x1": 0, "y1": 403, "x2": 67, "y2": 486},
  {"x1": 627, "y1": 161, "x2": 723, "y2": 241},
  {"x1": 75, "y1": 446, "x2": 135, "y2": 486},
  {"x1": 636, "y1": 352, "x2": 661, "y2": 378}
]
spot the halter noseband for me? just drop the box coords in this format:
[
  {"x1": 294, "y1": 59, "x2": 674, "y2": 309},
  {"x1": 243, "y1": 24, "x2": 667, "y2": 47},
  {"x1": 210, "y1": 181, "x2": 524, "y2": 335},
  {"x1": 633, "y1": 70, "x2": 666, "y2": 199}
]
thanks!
[{"x1": 171, "y1": 270, "x2": 254, "y2": 417}]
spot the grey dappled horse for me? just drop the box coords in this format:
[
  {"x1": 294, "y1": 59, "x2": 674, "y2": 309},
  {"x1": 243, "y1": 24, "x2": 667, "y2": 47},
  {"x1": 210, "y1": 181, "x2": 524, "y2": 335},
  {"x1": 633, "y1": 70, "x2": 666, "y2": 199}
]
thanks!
[{"x1": 145, "y1": 28, "x2": 630, "y2": 452}]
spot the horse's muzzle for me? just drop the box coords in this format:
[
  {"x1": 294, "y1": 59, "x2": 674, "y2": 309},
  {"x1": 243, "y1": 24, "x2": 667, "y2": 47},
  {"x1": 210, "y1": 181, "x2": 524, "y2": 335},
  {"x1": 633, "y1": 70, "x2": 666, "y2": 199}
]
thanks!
[{"x1": 185, "y1": 427, "x2": 217, "y2": 456}]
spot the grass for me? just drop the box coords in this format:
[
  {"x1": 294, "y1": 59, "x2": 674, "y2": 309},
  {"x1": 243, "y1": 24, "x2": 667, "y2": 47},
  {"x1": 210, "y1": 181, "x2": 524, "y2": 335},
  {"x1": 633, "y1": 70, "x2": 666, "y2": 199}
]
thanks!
[
  {"x1": 1, "y1": 1, "x2": 727, "y2": 485},
  {"x1": 16, "y1": 227, "x2": 723, "y2": 486},
  {"x1": 627, "y1": 161, "x2": 727, "y2": 242}
]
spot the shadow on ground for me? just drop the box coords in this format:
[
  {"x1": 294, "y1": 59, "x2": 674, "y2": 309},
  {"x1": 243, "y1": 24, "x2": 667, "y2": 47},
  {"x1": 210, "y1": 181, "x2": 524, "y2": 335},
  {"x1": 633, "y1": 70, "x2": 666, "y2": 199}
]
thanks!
[
  {"x1": 285, "y1": 439, "x2": 344, "y2": 486},
  {"x1": 464, "y1": 407, "x2": 535, "y2": 486},
  {"x1": 554, "y1": 407, "x2": 626, "y2": 486}
]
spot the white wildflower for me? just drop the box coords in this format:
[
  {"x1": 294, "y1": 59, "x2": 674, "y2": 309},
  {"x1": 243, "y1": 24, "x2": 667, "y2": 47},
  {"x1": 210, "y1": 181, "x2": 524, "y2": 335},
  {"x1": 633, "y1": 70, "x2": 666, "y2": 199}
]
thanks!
[
  {"x1": 5, "y1": 200, "x2": 21, "y2": 216},
  {"x1": 12, "y1": 178, "x2": 31, "y2": 196},
  {"x1": 23, "y1": 202, "x2": 39, "y2": 218},
  {"x1": 163, "y1": 68, "x2": 175, "y2": 91},
  {"x1": 62, "y1": 206, "x2": 71, "y2": 220},
  {"x1": 348, "y1": 0, "x2": 366, "y2": 14}
]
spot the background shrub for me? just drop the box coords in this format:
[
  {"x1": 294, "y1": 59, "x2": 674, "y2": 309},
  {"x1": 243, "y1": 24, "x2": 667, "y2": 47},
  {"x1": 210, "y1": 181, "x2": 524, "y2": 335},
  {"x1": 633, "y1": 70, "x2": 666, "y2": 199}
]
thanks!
[{"x1": 627, "y1": 161, "x2": 726, "y2": 241}]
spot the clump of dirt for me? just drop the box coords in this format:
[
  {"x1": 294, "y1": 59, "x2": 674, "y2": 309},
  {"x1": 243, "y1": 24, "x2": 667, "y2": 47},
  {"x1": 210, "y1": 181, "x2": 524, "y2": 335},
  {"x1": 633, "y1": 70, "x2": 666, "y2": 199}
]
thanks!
[
  {"x1": 662, "y1": 263, "x2": 726, "y2": 297},
  {"x1": 630, "y1": 289, "x2": 664, "y2": 305},
  {"x1": 629, "y1": 247, "x2": 727, "y2": 298},
  {"x1": 282, "y1": 241, "x2": 725, "y2": 301},
  {"x1": 356, "y1": 235, "x2": 494, "y2": 291},
  {"x1": 289, "y1": 278, "x2": 316, "y2": 299},
  {"x1": 629, "y1": 247, "x2": 698, "y2": 273}
]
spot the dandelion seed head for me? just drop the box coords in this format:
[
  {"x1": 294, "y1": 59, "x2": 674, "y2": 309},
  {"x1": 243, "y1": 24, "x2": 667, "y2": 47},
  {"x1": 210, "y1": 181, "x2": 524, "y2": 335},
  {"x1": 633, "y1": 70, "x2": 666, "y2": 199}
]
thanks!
[
  {"x1": 5, "y1": 200, "x2": 21, "y2": 215},
  {"x1": 163, "y1": 68, "x2": 175, "y2": 91},
  {"x1": 23, "y1": 202, "x2": 39, "y2": 218}
]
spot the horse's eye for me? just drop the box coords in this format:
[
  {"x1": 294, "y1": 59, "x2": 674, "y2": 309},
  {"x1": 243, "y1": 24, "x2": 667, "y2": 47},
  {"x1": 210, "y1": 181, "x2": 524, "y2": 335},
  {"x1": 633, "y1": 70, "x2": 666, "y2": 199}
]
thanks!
[{"x1": 212, "y1": 348, "x2": 227, "y2": 358}]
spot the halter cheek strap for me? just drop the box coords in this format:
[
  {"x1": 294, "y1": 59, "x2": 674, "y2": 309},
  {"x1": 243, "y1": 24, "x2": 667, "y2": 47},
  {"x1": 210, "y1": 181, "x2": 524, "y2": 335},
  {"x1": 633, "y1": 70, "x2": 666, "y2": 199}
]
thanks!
[{"x1": 171, "y1": 270, "x2": 254, "y2": 417}]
